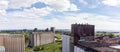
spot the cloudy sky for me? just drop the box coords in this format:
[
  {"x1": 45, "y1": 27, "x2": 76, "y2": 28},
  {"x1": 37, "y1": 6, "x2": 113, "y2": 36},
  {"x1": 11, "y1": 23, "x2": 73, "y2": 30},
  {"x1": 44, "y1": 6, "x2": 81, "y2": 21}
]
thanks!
[{"x1": 0, "y1": 0, "x2": 120, "y2": 31}]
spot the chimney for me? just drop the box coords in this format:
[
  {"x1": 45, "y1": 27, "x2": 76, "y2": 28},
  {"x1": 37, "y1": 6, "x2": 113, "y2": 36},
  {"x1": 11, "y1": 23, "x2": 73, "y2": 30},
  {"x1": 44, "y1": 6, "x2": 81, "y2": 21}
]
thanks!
[
  {"x1": 50, "y1": 27, "x2": 55, "y2": 33},
  {"x1": 33, "y1": 28, "x2": 37, "y2": 32}
]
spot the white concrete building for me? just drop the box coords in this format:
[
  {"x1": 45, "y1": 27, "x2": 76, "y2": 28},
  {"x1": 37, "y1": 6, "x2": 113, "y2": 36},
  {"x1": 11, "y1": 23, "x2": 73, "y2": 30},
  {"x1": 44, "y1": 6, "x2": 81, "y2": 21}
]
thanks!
[
  {"x1": 74, "y1": 46, "x2": 85, "y2": 52},
  {"x1": 29, "y1": 32, "x2": 55, "y2": 46},
  {"x1": 0, "y1": 46, "x2": 5, "y2": 52},
  {"x1": 62, "y1": 34, "x2": 70, "y2": 52}
]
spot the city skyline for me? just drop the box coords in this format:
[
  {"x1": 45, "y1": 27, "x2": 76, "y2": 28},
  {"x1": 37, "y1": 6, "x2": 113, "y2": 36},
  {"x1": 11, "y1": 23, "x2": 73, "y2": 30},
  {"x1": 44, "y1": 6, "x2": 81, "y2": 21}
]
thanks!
[{"x1": 0, "y1": 0, "x2": 120, "y2": 31}]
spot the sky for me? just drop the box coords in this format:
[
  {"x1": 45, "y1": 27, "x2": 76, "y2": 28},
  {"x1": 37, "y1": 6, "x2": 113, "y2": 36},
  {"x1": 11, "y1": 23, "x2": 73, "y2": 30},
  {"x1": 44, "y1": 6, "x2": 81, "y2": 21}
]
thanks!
[{"x1": 0, "y1": 0, "x2": 120, "y2": 31}]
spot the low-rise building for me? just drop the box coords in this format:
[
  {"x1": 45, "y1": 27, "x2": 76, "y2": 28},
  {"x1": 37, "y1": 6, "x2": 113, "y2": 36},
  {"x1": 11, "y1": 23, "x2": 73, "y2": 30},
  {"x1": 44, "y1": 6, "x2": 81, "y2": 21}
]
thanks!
[{"x1": 74, "y1": 41, "x2": 120, "y2": 52}]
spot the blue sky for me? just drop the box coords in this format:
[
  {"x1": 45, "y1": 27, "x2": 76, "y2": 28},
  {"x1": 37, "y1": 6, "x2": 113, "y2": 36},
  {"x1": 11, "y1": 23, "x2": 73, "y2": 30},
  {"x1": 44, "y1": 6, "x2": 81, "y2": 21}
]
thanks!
[{"x1": 0, "y1": 0, "x2": 120, "y2": 31}]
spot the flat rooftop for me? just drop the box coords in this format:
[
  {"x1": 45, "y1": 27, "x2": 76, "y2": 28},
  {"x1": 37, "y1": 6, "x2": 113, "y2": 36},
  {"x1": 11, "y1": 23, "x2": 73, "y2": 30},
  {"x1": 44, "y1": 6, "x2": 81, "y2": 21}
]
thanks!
[
  {"x1": 77, "y1": 41, "x2": 120, "y2": 52},
  {"x1": 110, "y1": 45, "x2": 120, "y2": 49}
]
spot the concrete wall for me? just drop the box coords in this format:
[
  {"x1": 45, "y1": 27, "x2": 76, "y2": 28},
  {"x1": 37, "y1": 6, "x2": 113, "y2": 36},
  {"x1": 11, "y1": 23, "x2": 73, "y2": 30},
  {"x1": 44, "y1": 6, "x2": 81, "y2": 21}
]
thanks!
[
  {"x1": 30, "y1": 32, "x2": 54, "y2": 46},
  {"x1": 40, "y1": 32, "x2": 54, "y2": 45},
  {"x1": 0, "y1": 34, "x2": 25, "y2": 52},
  {"x1": 0, "y1": 36, "x2": 4, "y2": 46}
]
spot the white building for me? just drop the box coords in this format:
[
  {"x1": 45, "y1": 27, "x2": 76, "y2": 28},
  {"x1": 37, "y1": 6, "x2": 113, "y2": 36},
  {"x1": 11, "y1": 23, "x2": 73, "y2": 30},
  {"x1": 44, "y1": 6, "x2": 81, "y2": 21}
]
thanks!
[
  {"x1": 0, "y1": 46, "x2": 5, "y2": 52},
  {"x1": 62, "y1": 34, "x2": 70, "y2": 52},
  {"x1": 74, "y1": 46, "x2": 85, "y2": 52}
]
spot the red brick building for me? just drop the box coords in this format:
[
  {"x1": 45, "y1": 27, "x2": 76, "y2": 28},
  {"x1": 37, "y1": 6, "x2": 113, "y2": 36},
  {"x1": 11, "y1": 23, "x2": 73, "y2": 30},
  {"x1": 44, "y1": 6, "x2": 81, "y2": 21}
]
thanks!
[{"x1": 71, "y1": 23, "x2": 95, "y2": 45}]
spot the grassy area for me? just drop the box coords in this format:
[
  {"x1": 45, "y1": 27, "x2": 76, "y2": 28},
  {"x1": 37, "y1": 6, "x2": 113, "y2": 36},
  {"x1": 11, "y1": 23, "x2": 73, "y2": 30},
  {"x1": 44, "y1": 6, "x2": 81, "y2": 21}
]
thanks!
[
  {"x1": 25, "y1": 33, "x2": 62, "y2": 52},
  {"x1": 55, "y1": 33, "x2": 62, "y2": 40}
]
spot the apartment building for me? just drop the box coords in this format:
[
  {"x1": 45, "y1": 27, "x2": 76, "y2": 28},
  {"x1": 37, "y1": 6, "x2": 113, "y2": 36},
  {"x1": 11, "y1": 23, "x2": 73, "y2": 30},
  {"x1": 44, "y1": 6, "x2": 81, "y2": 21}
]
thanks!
[{"x1": 71, "y1": 23, "x2": 95, "y2": 45}]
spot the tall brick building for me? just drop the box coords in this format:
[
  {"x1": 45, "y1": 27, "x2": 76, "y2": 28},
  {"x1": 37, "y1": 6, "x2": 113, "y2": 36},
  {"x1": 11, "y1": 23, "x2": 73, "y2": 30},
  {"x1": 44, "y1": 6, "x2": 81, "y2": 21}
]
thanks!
[
  {"x1": 71, "y1": 23, "x2": 95, "y2": 45},
  {"x1": 0, "y1": 34, "x2": 25, "y2": 52}
]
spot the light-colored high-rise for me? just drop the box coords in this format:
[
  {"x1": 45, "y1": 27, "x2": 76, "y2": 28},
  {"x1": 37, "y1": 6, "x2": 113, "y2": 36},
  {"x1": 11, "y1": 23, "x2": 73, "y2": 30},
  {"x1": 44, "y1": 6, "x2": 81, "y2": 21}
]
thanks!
[
  {"x1": 62, "y1": 34, "x2": 71, "y2": 52},
  {"x1": 0, "y1": 34, "x2": 25, "y2": 52}
]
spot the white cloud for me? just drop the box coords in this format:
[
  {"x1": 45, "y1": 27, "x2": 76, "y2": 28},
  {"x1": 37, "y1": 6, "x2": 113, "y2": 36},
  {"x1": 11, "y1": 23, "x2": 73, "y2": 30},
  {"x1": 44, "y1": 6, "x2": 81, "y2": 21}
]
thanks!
[
  {"x1": 41, "y1": 0, "x2": 79, "y2": 11},
  {"x1": 8, "y1": 0, "x2": 40, "y2": 8},
  {"x1": 79, "y1": 0, "x2": 100, "y2": 8},
  {"x1": 1, "y1": 11, "x2": 120, "y2": 31},
  {"x1": 0, "y1": 10, "x2": 8, "y2": 22},
  {"x1": 70, "y1": 4, "x2": 79, "y2": 11},
  {"x1": 8, "y1": 7, "x2": 53, "y2": 19},
  {"x1": 0, "y1": 0, "x2": 8, "y2": 10},
  {"x1": 0, "y1": 0, "x2": 78, "y2": 11},
  {"x1": 79, "y1": 0, "x2": 88, "y2": 5},
  {"x1": 2, "y1": 0, "x2": 79, "y2": 12},
  {"x1": 0, "y1": 0, "x2": 120, "y2": 31},
  {"x1": 102, "y1": 0, "x2": 120, "y2": 7},
  {"x1": 24, "y1": 7, "x2": 53, "y2": 18},
  {"x1": 41, "y1": 0, "x2": 70, "y2": 11},
  {"x1": 58, "y1": 13, "x2": 120, "y2": 31},
  {"x1": 0, "y1": 10, "x2": 6, "y2": 15},
  {"x1": 0, "y1": 6, "x2": 53, "y2": 30}
]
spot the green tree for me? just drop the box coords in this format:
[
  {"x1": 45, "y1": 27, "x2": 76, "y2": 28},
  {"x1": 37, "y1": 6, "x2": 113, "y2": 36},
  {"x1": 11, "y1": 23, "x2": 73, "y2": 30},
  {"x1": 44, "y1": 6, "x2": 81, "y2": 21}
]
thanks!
[
  {"x1": 23, "y1": 32, "x2": 30, "y2": 43},
  {"x1": 34, "y1": 46, "x2": 44, "y2": 51},
  {"x1": 108, "y1": 33, "x2": 114, "y2": 38}
]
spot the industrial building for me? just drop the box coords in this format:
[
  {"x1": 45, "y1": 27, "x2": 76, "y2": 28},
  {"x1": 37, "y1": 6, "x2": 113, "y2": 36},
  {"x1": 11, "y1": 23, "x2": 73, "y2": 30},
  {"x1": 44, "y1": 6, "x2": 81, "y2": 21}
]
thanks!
[
  {"x1": 62, "y1": 23, "x2": 95, "y2": 52},
  {"x1": 71, "y1": 23, "x2": 95, "y2": 45},
  {"x1": 29, "y1": 27, "x2": 55, "y2": 46},
  {"x1": 62, "y1": 23, "x2": 120, "y2": 52},
  {"x1": 0, "y1": 33, "x2": 25, "y2": 52}
]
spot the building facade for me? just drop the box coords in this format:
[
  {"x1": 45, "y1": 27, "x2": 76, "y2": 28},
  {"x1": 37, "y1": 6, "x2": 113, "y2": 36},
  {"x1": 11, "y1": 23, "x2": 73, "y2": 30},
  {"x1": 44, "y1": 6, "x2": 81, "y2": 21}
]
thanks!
[
  {"x1": 29, "y1": 32, "x2": 55, "y2": 46},
  {"x1": 74, "y1": 46, "x2": 85, "y2": 52},
  {"x1": 71, "y1": 23, "x2": 120, "y2": 52},
  {"x1": 62, "y1": 34, "x2": 71, "y2": 52},
  {"x1": 74, "y1": 41, "x2": 120, "y2": 52},
  {"x1": 0, "y1": 34, "x2": 25, "y2": 52},
  {"x1": 29, "y1": 27, "x2": 55, "y2": 46},
  {"x1": 71, "y1": 23, "x2": 95, "y2": 45}
]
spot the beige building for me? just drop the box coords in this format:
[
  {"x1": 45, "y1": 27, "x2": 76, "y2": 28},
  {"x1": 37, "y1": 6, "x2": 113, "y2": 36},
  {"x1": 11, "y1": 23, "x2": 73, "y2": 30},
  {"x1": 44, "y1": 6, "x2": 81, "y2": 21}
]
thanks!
[
  {"x1": 0, "y1": 34, "x2": 25, "y2": 52},
  {"x1": 29, "y1": 32, "x2": 55, "y2": 46}
]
